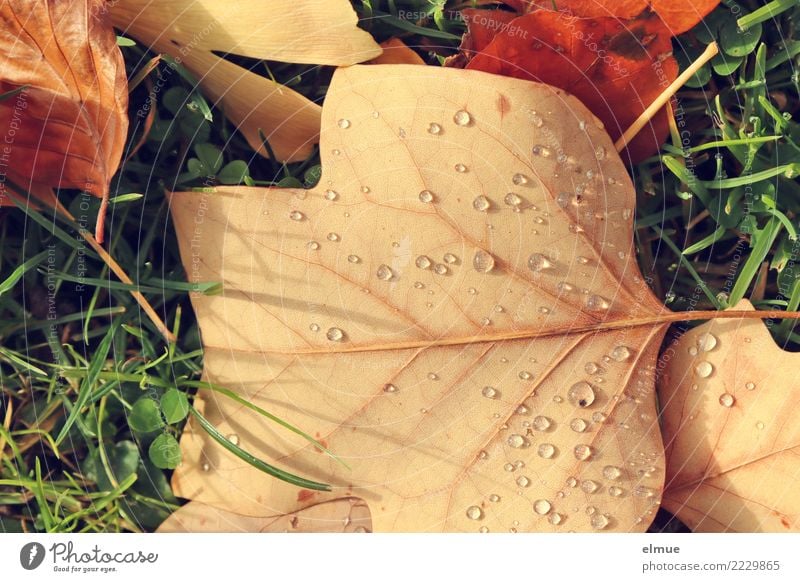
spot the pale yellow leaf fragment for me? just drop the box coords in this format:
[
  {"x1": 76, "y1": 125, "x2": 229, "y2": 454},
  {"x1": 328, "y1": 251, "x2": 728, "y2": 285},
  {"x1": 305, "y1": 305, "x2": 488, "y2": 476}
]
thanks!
[
  {"x1": 110, "y1": 0, "x2": 381, "y2": 160},
  {"x1": 661, "y1": 300, "x2": 800, "y2": 532}
]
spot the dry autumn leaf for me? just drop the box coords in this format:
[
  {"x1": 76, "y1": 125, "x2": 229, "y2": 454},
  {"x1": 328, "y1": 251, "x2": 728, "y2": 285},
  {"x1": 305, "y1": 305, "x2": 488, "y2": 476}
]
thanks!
[
  {"x1": 160, "y1": 64, "x2": 674, "y2": 533},
  {"x1": 0, "y1": 0, "x2": 128, "y2": 241},
  {"x1": 110, "y1": 0, "x2": 381, "y2": 161},
  {"x1": 660, "y1": 301, "x2": 800, "y2": 532}
]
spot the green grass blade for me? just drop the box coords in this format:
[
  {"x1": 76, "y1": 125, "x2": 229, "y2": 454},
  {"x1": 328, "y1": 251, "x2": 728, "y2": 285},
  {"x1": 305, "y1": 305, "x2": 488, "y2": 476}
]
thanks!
[
  {"x1": 5, "y1": 306, "x2": 125, "y2": 334},
  {"x1": 765, "y1": 207, "x2": 798, "y2": 240},
  {"x1": 737, "y1": 0, "x2": 798, "y2": 30},
  {"x1": 7, "y1": 196, "x2": 98, "y2": 258},
  {"x1": 682, "y1": 226, "x2": 727, "y2": 256},
  {"x1": 766, "y1": 40, "x2": 800, "y2": 70},
  {"x1": 0, "y1": 346, "x2": 48, "y2": 376},
  {"x1": 652, "y1": 226, "x2": 723, "y2": 309},
  {"x1": 0, "y1": 249, "x2": 50, "y2": 296},
  {"x1": 33, "y1": 458, "x2": 56, "y2": 531},
  {"x1": 59, "y1": 473, "x2": 138, "y2": 530},
  {"x1": 702, "y1": 163, "x2": 799, "y2": 189},
  {"x1": 686, "y1": 135, "x2": 781, "y2": 153},
  {"x1": 55, "y1": 319, "x2": 121, "y2": 446},
  {"x1": 661, "y1": 155, "x2": 711, "y2": 206},
  {"x1": 190, "y1": 408, "x2": 331, "y2": 491},
  {"x1": 43, "y1": 269, "x2": 222, "y2": 295},
  {"x1": 373, "y1": 11, "x2": 461, "y2": 40},
  {"x1": 182, "y1": 379, "x2": 347, "y2": 469},
  {"x1": 729, "y1": 217, "x2": 783, "y2": 305}
]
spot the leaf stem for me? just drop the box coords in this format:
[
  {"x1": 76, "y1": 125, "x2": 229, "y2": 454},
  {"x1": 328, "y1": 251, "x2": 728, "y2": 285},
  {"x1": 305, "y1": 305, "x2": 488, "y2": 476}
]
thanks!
[
  {"x1": 270, "y1": 308, "x2": 800, "y2": 354},
  {"x1": 615, "y1": 42, "x2": 719, "y2": 152}
]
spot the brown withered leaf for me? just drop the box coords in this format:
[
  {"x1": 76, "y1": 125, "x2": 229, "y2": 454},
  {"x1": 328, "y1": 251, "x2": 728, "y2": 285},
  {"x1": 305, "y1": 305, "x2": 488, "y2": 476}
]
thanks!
[
  {"x1": 660, "y1": 301, "x2": 800, "y2": 532},
  {"x1": 160, "y1": 64, "x2": 672, "y2": 533},
  {"x1": 0, "y1": 0, "x2": 128, "y2": 241}
]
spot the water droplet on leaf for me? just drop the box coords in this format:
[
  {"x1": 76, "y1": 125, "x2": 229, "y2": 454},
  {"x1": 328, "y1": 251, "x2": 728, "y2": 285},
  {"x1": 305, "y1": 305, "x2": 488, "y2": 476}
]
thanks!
[
  {"x1": 534, "y1": 499, "x2": 552, "y2": 515},
  {"x1": 533, "y1": 415, "x2": 552, "y2": 431},
  {"x1": 512, "y1": 173, "x2": 529, "y2": 186},
  {"x1": 376, "y1": 264, "x2": 394, "y2": 281},
  {"x1": 570, "y1": 418, "x2": 588, "y2": 433},
  {"x1": 528, "y1": 253, "x2": 553, "y2": 272},
  {"x1": 695, "y1": 361, "x2": 714, "y2": 378},
  {"x1": 466, "y1": 505, "x2": 483, "y2": 520},
  {"x1": 453, "y1": 110, "x2": 472, "y2": 126},
  {"x1": 590, "y1": 513, "x2": 609, "y2": 530},
  {"x1": 568, "y1": 381, "x2": 596, "y2": 408},
  {"x1": 326, "y1": 327, "x2": 344, "y2": 342},
  {"x1": 538, "y1": 443, "x2": 556, "y2": 459},
  {"x1": 472, "y1": 195, "x2": 491, "y2": 212},
  {"x1": 473, "y1": 249, "x2": 496, "y2": 273},
  {"x1": 415, "y1": 255, "x2": 432, "y2": 269},
  {"x1": 481, "y1": 386, "x2": 498, "y2": 399},
  {"x1": 581, "y1": 480, "x2": 599, "y2": 493},
  {"x1": 585, "y1": 294, "x2": 611, "y2": 311},
  {"x1": 610, "y1": 346, "x2": 631, "y2": 362},
  {"x1": 697, "y1": 332, "x2": 718, "y2": 352},
  {"x1": 573, "y1": 444, "x2": 593, "y2": 460},
  {"x1": 507, "y1": 434, "x2": 528, "y2": 448}
]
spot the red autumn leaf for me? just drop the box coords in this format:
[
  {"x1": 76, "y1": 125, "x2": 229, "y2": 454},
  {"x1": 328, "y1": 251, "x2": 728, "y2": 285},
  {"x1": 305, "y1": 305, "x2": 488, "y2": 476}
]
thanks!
[
  {"x1": 462, "y1": 9, "x2": 678, "y2": 163},
  {"x1": 0, "y1": 0, "x2": 128, "y2": 242},
  {"x1": 503, "y1": 1, "x2": 718, "y2": 35},
  {"x1": 460, "y1": 8, "x2": 519, "y2": 55}
]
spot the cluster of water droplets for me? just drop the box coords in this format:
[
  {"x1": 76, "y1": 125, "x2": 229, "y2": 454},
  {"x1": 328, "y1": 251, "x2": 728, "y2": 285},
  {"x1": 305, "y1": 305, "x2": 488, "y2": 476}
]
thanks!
[
  {"x1": 322, "y1": 105, "x2": 627, "y2": 340},
  {"x1": 688, "y1": 332, "x2": 738, "y2": 408},
  {"x1": 462, "y1": 340, "x2": 655, "y2": 531}
]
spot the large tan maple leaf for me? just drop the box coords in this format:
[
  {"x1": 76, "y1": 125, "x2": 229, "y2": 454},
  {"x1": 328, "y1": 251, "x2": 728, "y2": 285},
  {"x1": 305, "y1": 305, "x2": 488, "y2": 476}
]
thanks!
[{"x1": 160, "y1": 64, "x2": 672, "y2": 532}]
